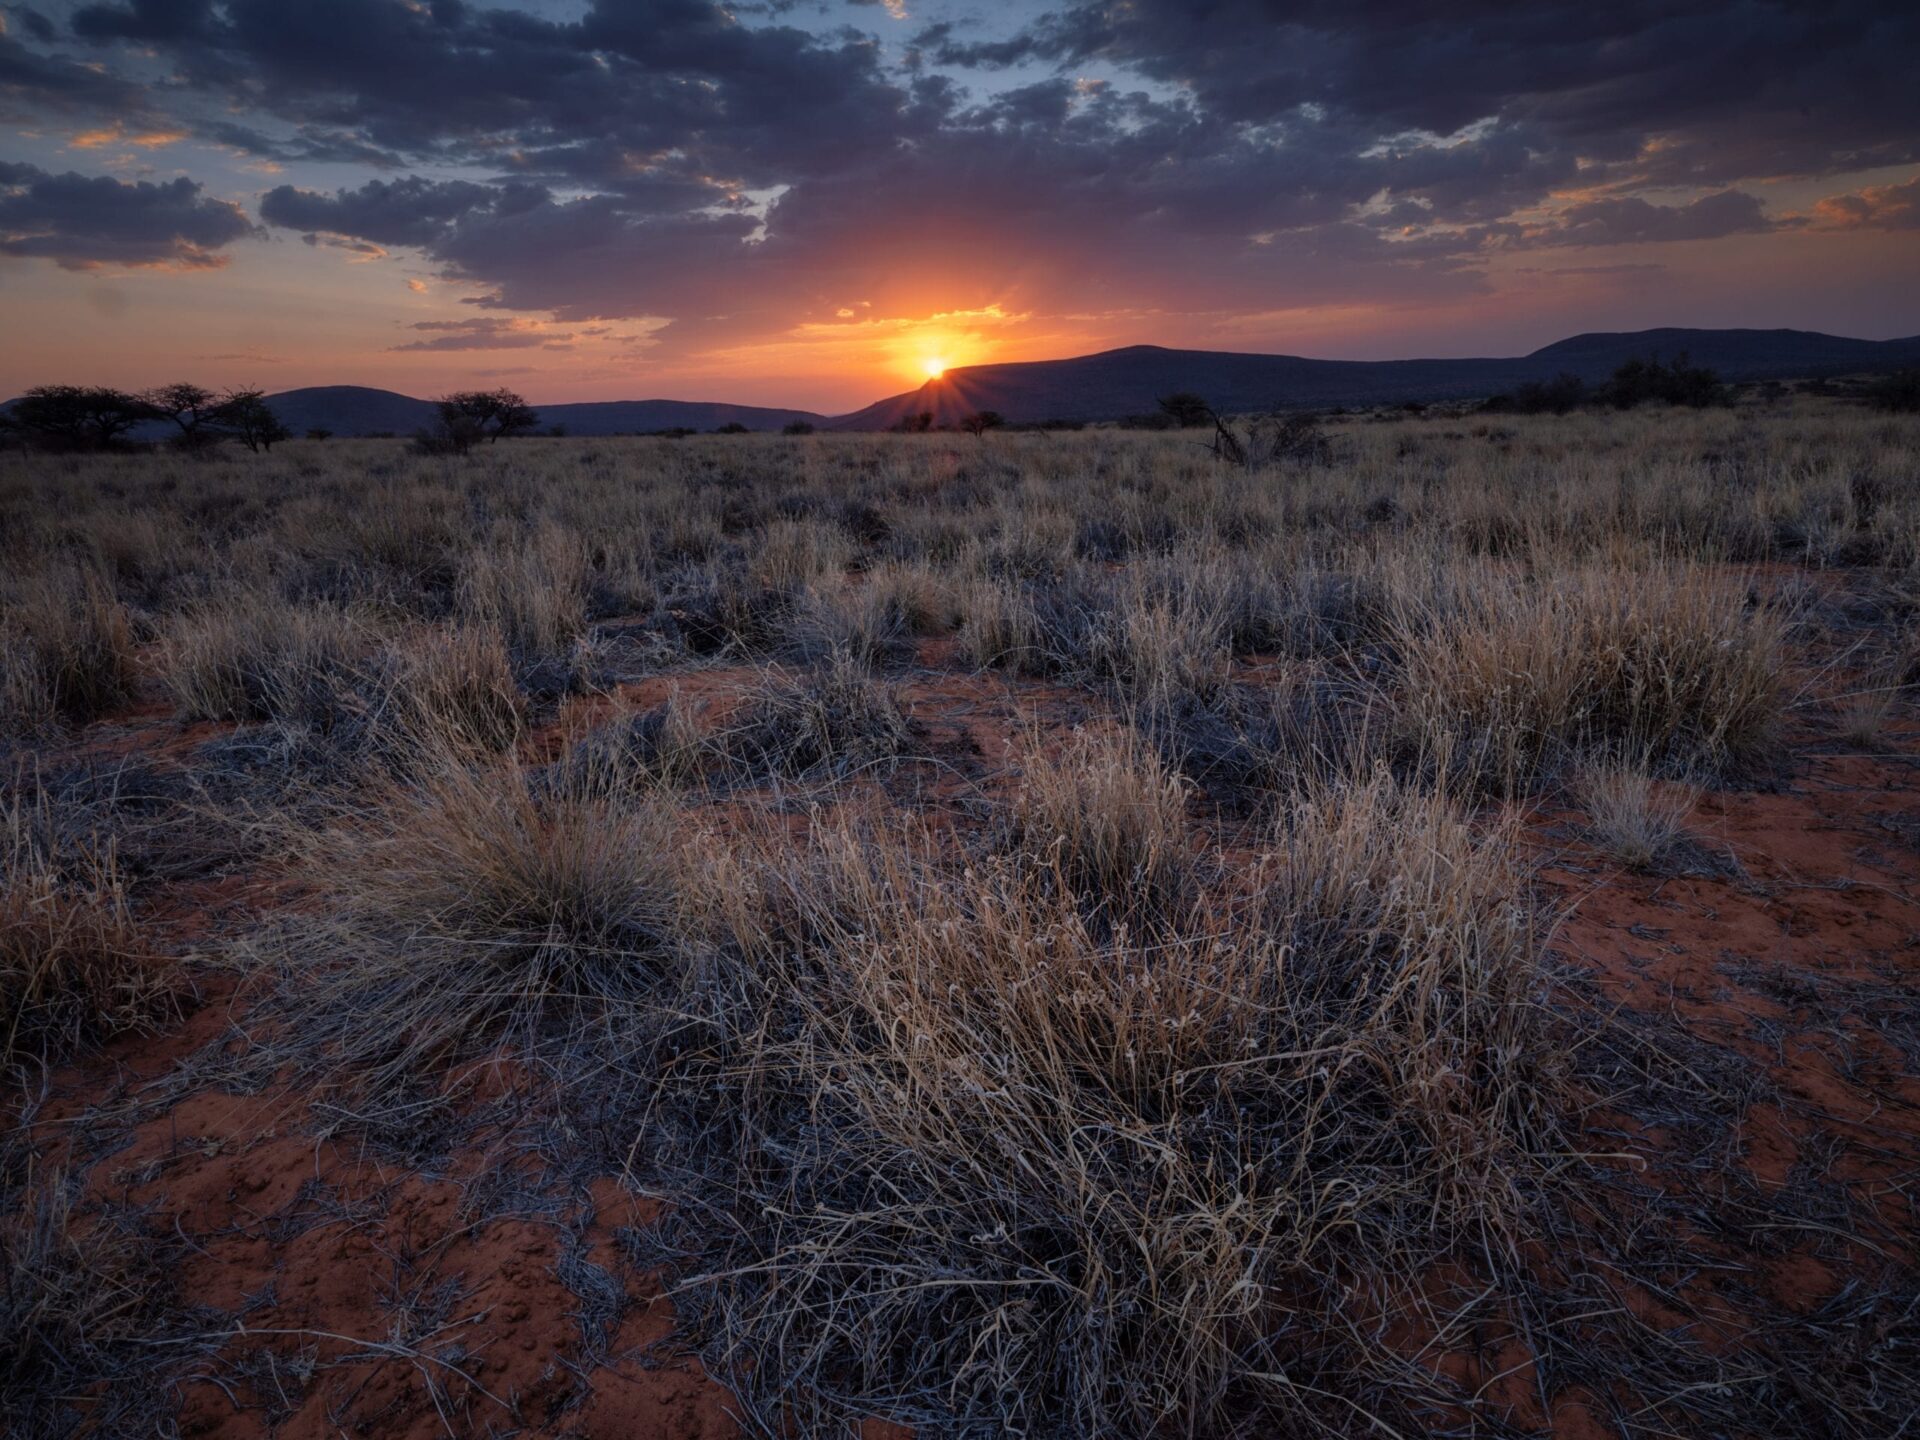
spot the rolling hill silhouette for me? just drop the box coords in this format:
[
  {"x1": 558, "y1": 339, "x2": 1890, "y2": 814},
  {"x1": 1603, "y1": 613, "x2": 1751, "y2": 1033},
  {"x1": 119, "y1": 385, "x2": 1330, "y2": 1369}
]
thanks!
[
  {"x1": 828, "y1": 328, "x2": 1920, "y2": 429},
  {"x1": 12, "y1": 328, "x2": 1915, "y2": 438}
]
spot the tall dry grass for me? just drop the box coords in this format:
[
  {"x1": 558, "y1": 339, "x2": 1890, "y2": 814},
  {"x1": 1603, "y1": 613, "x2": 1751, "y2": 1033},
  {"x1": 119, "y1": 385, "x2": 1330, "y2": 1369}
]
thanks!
[
  {"x1": 2, "y1": 788, "x2": 171, "y2": 1068},
  {"x1": 667, "y1": 774, "x2": 1560, "y2": 1435},
  {"x1": 1392, "y1": 560, "x2": 1789, "y2": 790},
  {"x1": 261, "y1": 757, "x2": 693, "y2": 1094}
]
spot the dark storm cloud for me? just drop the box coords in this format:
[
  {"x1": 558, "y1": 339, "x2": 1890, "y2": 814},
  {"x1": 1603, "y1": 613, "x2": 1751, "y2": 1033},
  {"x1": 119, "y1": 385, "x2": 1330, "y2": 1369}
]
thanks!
[
  {"x1": 0, "y1": 160, "x2": 255, "y2": 268},
  {"x1": 261, "y1": 176, "x2": 548, "y2": 248},
  {"x1": 925, "y1": 2, "x2": 1920, "y2": 183},
  {"x1": 6, "y1": 0, "x2": 1915, "y2": 347},
  {"x1": 70, "y1": 0, "x2": 216, "y2": 43},
  {"x1": 1, "y1": 26, "x2": 148, "y2": 118},
  {"x1": 1528, "y1": 190, "x2": 1777, "y2": 248},
  {"x1": 65, "y1": 0, "x2": 912, "y2": 182}
]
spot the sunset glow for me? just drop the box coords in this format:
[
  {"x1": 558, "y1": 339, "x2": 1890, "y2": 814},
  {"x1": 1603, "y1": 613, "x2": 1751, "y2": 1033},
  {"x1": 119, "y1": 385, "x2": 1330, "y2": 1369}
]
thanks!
[{"x1": 0, "y1": 1, "x2": 1915, "y2": 414}]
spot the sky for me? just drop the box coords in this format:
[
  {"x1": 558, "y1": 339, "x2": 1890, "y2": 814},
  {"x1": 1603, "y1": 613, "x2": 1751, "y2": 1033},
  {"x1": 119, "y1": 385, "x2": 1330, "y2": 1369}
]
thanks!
[{"x1": 1, "y1": 0, "x2": 1918, "y2": 414}]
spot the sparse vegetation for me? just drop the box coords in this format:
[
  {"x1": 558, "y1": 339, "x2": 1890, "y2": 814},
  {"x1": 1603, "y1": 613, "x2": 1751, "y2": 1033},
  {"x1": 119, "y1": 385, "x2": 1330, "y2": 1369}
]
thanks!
[{"x1": 3, "y1": 404, "x2": 1918, "y2": 1437}]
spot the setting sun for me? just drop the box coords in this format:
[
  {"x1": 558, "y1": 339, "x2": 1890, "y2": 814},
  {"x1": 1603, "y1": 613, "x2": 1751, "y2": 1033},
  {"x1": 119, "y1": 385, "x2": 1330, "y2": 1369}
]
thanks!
[{"x1": 922, "y1": 358, "x2": 947, "y2": 380}]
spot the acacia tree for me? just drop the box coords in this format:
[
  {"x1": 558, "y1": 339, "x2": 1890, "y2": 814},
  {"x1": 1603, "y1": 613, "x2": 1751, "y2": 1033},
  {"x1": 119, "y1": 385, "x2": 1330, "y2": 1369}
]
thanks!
[
  {"x1": 10, "y1": 385, "x2": 148, "y2": 449},
  {"x1": 960, "y1": 409, "x2": 1004, "y2": 438},
  {"x1": 210, "y1": 389, "x2": 291, "y2": 452},
  {"x1": 1156, "y1": 392, "x2": 1213, "y2": 428},
  {"x1": 140, "y1": 382, "x2": 226, "y2": 445},
  {"x1": 435, "y1": 388, "x2": 540, "y2": 446}
]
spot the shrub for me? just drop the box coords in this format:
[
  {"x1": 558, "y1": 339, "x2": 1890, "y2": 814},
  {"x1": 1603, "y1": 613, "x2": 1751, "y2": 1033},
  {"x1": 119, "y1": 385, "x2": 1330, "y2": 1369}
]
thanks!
[
  {"x1": 1865, "y1": 370, "x2": 1920, "y2": 414},
  {"x1": 1489, "y1": 372, "x2": 1586, "y2": 414},
  {"x1": 1598, "y1": 353, "x2": 1725, "y2": 409},
  {"x1": 1156, "y1": 391, "x2": 1213, "y2": 427}
]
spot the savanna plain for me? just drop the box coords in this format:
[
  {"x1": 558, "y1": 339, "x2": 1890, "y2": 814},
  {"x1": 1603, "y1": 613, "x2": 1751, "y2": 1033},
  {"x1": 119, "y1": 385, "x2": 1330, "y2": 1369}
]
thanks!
[{"x1": 3, "y1": 404, "x2": 1918, "y2": 1439}]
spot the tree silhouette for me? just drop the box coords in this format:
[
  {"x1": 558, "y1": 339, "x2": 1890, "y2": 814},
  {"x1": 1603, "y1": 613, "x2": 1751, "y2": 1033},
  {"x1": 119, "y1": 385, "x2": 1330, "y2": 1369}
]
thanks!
[
  {"x1": 435, "y1": 388, "x2": 540, "y2": 445},
  {"x1": 10, "y1": 385, "x2": 147, "y2": 449},
  {"x1": 1156, "y1": 391, "x2": 1213, "y2": 428},
  {"x1": 140, "y1": 382, "x2": 226, "y2": 445},
  {"x1": 960, "y1": 410, "x2": 1004, "y2": 438},
  {"x1": 211, "y1": 389, "x2": 291, "y2": 452}
]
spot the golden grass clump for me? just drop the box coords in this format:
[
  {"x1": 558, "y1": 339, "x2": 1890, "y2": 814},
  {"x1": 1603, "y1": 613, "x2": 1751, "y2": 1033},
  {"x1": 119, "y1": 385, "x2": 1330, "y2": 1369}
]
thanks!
[
  {"x1": 1395, "y1": 560, "x2": 1788, "y2": 789},
  {"x1": 686, "y1": 775, "x2": 1559, "y2": 1435},
  {"x1": 0, "y1": 570, "x2": 137, "y2": 737},
  {"x1": 1576, "y1": 761, "x2": 1697, "y2": 869},
  {"x1": 268, "y1": 760, "x2": 690, "y2": 1092},
  {"x1": 1005, "y1": 724, "x2": 1196, "y2": 915},
  {"x1": 1, "y1": 794, "x2": 170, "y2": 1068},
  {"x1": 381, "y1": 624, "x2": 525, "y2": 753},
  {"x1": 456, "y1": 528, "x2": 589, "y2": 662},
  {"x1": 719, "y1": 650, "x2": 913, "y2": 779},
  {"x1": 162, "y1": 596, "x2": 365, "y2": 724}
]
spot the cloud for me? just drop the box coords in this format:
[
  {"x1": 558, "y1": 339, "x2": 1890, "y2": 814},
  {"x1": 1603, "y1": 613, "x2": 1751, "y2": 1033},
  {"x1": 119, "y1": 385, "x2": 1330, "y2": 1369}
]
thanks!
[
  {"x1": 1527, "y1": 189, "x2": 1776, "y2": 248},
  {"x1": 301, "y1": 231, "x2": 389, "y2": 261},
  {"x1": 2, "y1": 0, "x2": 1912, "y2": 367},
  {"x1": 68, "y1": 120, "x2": 187, "y2": 149},
  {"x1": 0, "y1": 160, "x2": 256, "y2": 269},
  {"x1": 388, "y1": 316, "x2": 572, "y2": 351},
  {"x1": 925, "y1": 1, "x2": 1920, "y2": 186},
  {"x1": 1811, "y1": 175, "x2": 1920, "y2": 231},
  {"x1": 262, "y1": 176, "x2": 543, "y2": 248}
]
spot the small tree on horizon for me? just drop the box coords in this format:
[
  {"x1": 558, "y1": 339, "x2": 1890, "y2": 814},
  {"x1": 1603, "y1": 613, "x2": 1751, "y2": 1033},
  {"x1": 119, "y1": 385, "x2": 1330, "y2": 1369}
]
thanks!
[
  {"x1": 210, "y1": 388, "x2": 291, "y2": 452},
  {"x1": 435, "y1": 388, "x2": 540, "y2": 445},
  {"x1": 960, "y1": 409, "x2": 1004, "y2": 438},
  {"x1": 140, "y1": 382, "x2": 227, "y2": 446},
  {"x1": 1156, "y1": 391, "x2": 1212, "y2": 428}
]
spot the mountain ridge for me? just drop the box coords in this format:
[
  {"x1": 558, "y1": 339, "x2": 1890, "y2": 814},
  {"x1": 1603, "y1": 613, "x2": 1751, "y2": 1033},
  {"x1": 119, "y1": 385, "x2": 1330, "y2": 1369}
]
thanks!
[
  {"x1": 10, "y1": 328, "x2": 1916, "y2": 436},
  {"x1": 828, "y1": 327, "x2": 1920, "y2": 430}
]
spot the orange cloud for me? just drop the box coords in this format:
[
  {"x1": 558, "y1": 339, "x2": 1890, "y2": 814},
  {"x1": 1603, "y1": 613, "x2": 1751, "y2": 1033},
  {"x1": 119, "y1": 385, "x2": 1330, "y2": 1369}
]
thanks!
[
  {"x1": 70, "y1": 123, "x2": 188, "y2": 150},
  {"x1": 1810, "y1": 175, "x2": 1920, "y2": 231}
]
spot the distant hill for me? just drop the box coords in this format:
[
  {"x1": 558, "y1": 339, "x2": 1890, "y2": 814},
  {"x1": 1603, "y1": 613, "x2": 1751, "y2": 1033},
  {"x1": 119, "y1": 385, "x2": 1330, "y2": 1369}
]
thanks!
[
  {"x1": 264, "y1": 387, "x2": 826, "y2": 437},
  {"x1": 827, "y1": 328, "x2": 1920, "y2": 429},
  {"x1": 266, "y1": 386, "x2": 437, "y2": 436},
  {"x1": 9, "y1": 328, "x2": 1917, "y2": 439}
]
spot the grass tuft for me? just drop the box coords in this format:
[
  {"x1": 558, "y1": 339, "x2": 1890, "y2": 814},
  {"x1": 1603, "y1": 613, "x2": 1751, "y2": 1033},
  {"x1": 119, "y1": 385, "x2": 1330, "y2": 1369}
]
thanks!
[{"x1": 2, "y1": 789, "x2": 171, "y2": 1069}]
